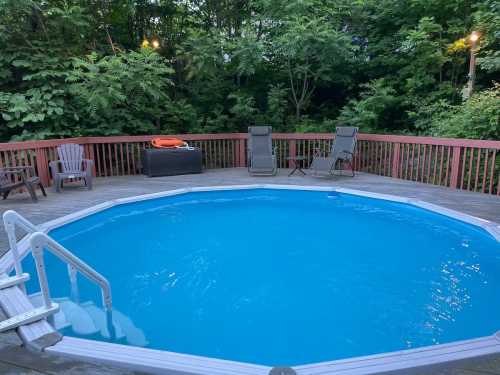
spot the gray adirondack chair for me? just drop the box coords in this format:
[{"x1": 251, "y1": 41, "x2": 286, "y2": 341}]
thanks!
[
  {"x1": 247, "y1": 126, "x2": 278, "y2": 176},
  {"x1": 50, "y1": 144, "x2": 93, "y2": 192},
  {"x1": 311, "y1": 126, "x2": 358, "y2": 177},
  {"x1": 0, "y1": 166, "x2": 46, "y2": 202}
]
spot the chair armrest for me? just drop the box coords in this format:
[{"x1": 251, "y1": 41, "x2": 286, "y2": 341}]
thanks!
[
  {"x1": 2, "y1": 166, "x2": 33, "y2": 181},
  {"x1": 49, "y1": 160, "x2": 62, "y2": 174},
  {"x1": 340, "y1": 150, "x2": 354, "y2": 159},
  {"x1": 313, "y1": 147, "x2": 328, "y2": 158},
  {"x1": 82, "y1": 159, "x2": 94, "y2": 171},
  {"x1": 4, "y1": 166, "x2": 33, "y2": 172}
]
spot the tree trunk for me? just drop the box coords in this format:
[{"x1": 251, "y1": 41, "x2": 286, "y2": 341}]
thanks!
[{"x1": 296, "y1": 104, "x2": 301, "y2": 120}]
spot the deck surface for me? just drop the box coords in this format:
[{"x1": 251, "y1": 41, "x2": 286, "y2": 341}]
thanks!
[{"x1": 0, "y1": 168, "x2": 499, "y2": 374}]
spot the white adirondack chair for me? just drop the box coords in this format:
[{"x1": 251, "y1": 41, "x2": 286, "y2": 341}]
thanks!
[{"x1": 49, "y1": 144, "x2": 93, "y2": 192}]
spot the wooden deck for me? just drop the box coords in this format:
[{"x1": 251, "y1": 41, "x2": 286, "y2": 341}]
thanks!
[{"x1": 1, "y1": 168, "x2": 500, "y2": 374}]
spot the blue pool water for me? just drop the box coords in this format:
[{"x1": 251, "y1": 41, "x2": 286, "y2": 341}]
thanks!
[{"x1": 22, "y1": 189, "x2": 500, "y2": 366}]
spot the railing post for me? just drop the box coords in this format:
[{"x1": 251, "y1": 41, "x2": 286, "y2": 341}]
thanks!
[
  {"x1": 233, "y1": 141, "x2": 239, "y2": 167},
  {"x1": 391, "y1": 143, "x2": 401, "y2": 178},
  {"x1": 289, "y1": 139, "x2": 297, "y2": 168},
  {"x1": 85, "y1": 144, "x2": 97, "y2": 177},
  {"x1": 450, "y1": 146, "x2": 462, "y2": 189},
  {"x1": 238, "y1": 138, "x2": 246, "y2": 168},
  {"x1": 35, "y1": 148, "x2": 50, "y2": 187}
]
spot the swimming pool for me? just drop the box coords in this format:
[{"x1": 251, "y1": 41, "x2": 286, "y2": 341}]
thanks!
[{"x1": 17, "y1": 186, "x2": 500, "y2": 370}]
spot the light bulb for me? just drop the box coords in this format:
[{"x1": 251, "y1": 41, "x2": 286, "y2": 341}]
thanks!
[{"x1": 470, "y1": 32, "x2": 479, "y2": 42}]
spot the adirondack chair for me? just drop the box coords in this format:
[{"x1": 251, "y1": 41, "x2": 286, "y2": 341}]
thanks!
[
  {"x1": 50, "y1": 144, "x2": 93, "y2": 192},
  {"x1": 0, "y1": 166, "x2": 46, "y2": 202}
]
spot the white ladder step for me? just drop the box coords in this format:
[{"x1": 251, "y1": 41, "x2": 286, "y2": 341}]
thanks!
[
  {"x1": 0, "y1": 273, "x2": 30, "y2": 290},
  {"x1": 82, "y1": 302, "x2": 147, "y2": 346},
  {"x1": 0, "y1": 303, "x2": 59, "y2": 333}
]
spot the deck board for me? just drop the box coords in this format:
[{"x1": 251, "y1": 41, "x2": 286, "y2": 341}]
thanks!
[{"x1": 0, "y1": 168, "x2": 499, "y2": 374}]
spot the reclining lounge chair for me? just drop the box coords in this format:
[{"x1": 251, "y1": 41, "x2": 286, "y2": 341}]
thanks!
[
  {"x1": 310, "y1": 126, "x2": 358, "y2": 177},
  {"x1": 247, "y1": 126, "x2": 278, "y2": 176}
]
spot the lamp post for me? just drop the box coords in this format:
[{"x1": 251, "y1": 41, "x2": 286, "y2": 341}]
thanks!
[{"x1": 466, "y1": 31, "x2": 480, "y2": 98}]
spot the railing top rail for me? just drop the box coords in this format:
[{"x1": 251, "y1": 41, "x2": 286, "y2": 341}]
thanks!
[
  {"x1": 86, "y1": 133, "x2": 248, "y2": 143},
  {"x1": 271, "y1": 133, "x2": 500, "y2": 148},
  {"x1": 0, "y1": 134, "x2": 248, "y2": 150},
  {"x1": 355, "y1": 134, "x2": 500, "y2": 148},
  {"x1": 0, "y1": 133, "x2": 498, "y2": 151},
  {"x1": 0, "y1": 137, "x2": 89, "y2": 151}
]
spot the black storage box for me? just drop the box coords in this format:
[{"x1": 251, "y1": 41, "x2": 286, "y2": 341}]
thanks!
[{"x1": 141, "y1": 148, "x2": 202, "y2": 177}]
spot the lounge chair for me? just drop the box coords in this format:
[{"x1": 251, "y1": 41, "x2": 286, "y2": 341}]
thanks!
[
  {"x1": 311, "y1": 126, "x2": 358, "y2": 177},
  {"x1": 247, "y1": 126, "x2": 278, "y2": 176},
  {"x1": 50, "y1": 144, "x2": 93, "y2": 192},
  {"x1": 0, "y1": 166, "x2": 46, "y2": 202}
]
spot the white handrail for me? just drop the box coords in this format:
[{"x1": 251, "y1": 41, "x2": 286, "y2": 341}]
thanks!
[
  {"x1": 29, "y1": 232, "x2": 112, "y2": 312},
  {"x1": 2, "y1": 210, "x2": 113, "y2": 316},
  {"x1": 3, "y1": 210, "x2": 38, "y2": 292}
]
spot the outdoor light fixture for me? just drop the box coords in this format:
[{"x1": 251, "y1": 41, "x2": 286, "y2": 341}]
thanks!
[
  {"x1": 466, "y1": 31, "x2": 480, "y2": 99},
  {"x1": 141, "y1": 38, "x2": 160, "y2": 49}
]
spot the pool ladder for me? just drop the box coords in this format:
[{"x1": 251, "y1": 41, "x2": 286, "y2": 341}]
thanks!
[{"x1": 0, "y1": 210, "x2": 113, "y2": 340}]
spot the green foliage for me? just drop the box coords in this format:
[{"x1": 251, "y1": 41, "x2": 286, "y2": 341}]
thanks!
[
  {"x1": 267, "y1": 0, "x2": 356, "y2": 119},
  {"x1": 228, "y1": 91, "x2": 258, "y2": 125},
  {"x1": 337, "y1": 79, "x2": 402, "y2": 132},
  {"x1": 265, "y1": 84, "x2": 288, "y2": 130},
  {"x1": 0, "y1": 0, "x2": 498, "y2": 140},
  {"x1": 428, "y1": 84, "x2": 500, "y2": 139},
  {"x1": 160, "y1": 100, "x2": 199, "y2": 134},
  {"x1": 67, "y1": 50, "x2": 174, "y2": 135},
  {"x1": 0, "y1": 47, "x2": 74, "y2": 139},
  {"x1": 473, "y1": 0, "x2": 500, "y2": 73}
]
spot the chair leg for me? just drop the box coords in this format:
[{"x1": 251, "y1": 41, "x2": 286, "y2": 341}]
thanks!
[
  {"x1": 39, "y1": 183, "x2": 47, "y2": 197},
  {"x1": 347, "y1": 160, "x2": 355, "y2": 177},
  {"x1": 330, "y1": 159, "x2": 339, "y2": 177},
  {"x1": 25, "y1": 183, "x2": 38, "y2": 202},
  {"x1": 54, "y1": 176, "x2": 61, "y2": 193},
  {"x1": 85, "y1": 174, "x2": 93, "y2": 190}
]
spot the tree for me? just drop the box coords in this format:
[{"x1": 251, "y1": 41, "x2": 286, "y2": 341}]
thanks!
[
  {"x1": 337, "y1": 79, "x2": 402, "y2": 132},
  {"x1": 428, "y1": 84, "x2": 500, "y2": 140},
  {"x1": 0, "y1": 0, "x2": 498, "y2": 140},
  {"x1": 67, "y1": 49, "x2": 175, "y2": 135},
  {"x1": 264, "y1": 0, "x2": 356, "y2": 120}
]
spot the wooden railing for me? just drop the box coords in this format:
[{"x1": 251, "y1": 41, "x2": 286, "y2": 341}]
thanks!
[{"x1": 0, "y1": 133, "x2": 499, "y2": 195}]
